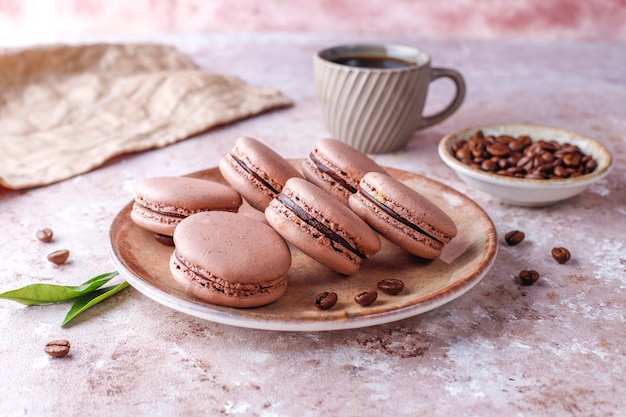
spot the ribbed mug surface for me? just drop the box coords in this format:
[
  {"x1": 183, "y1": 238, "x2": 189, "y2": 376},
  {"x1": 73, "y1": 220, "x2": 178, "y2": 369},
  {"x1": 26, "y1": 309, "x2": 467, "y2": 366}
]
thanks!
[
  {"x1": 314, "y1": 44, "x2": 465, "y2": 154},
  {"x1": 314, "y1": 58, "x2": 430, "y2": 154}
]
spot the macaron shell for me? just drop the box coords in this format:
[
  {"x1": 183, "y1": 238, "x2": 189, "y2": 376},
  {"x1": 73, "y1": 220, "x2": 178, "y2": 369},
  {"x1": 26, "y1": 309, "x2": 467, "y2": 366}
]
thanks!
[
  {"x1": 130, "y1": 205, "x2": 180, "y2": 236},
  {"x1": 219, "y1": 136, "x2": 302, "y2": 211},
  {"x1": 302, "y1": 138, "x2": 387, "y2": 205},
  {"x1": 170, "y1": 254, "x2": 287, "y2": 308},
  {"x1": 349, "y1": 193, "x2": 442, "y2": 259},
  {"x1": 265, "y1": 177, "x2": 380, "y2": 275},
  {"x1": 171, "y1": 211, "x2": 291, "y2": 308},
  {"x1": 301, "y1": 158, "x2": 351, "y2": 205},
  {"x1": 349, "y1": 172, "x2": 457, "y2": 259},
  {"x1": 131, "y1": 176, "x2": 242, "y2": 236},
  {"x1": 265, "y1": 200, "x2": 359, "y2": 275},
  {"x1": 219, "y1": 155, "x2": 273, "y2": 211},
  {"x1": 370, "y1": 172, "x2": 457, "y2": 241}
]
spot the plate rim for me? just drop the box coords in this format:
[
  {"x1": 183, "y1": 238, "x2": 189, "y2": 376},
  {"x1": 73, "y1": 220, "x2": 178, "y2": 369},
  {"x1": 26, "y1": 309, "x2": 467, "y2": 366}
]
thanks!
[{"x1": 108, "y1": 164, "x2": 498, "y2": 331}]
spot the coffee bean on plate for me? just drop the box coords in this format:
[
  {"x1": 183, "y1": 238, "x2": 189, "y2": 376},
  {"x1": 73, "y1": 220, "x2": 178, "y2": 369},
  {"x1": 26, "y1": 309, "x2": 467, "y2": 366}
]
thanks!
[
  {"x1": 314, "y1": 291, "x2": 338, "y2": 310},
  {"x1": 45, "y1": 340, "x2": 71, "y2": 358},
  {"x1": 354, "y1": 291, "x2": 377, "y2": 306},
  {"x1": 551, "y1": 247, "x2": 571, "y2": 264},
  {"x1": 377, "y1": 279, "x2": 404, "y2": 295}
]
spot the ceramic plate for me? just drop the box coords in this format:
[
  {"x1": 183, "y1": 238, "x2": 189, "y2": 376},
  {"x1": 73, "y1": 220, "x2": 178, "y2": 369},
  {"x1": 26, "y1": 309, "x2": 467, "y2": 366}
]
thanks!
[{"x1": 108, "y1": 163, "x2": 498, "y2": 331}]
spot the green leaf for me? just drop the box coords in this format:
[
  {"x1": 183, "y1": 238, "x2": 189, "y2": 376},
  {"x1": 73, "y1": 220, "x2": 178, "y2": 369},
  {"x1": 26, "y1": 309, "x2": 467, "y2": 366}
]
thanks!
[
  {"x1": 61, "y1": 281, "x2": 129, "y2": 327},
  {"x1": 0, "y1": 272, "x2": 119, "y2": 305}
]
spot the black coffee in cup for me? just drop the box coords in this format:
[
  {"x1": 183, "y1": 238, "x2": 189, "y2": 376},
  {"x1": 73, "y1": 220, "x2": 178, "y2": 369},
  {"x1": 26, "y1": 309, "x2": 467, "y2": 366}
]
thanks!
[
  {"x1": 315, "y1": 43, "x2": 466, "y2": 153},
  {"x1": 332, "y1": 55, "x2": 416, "y2": 69}
]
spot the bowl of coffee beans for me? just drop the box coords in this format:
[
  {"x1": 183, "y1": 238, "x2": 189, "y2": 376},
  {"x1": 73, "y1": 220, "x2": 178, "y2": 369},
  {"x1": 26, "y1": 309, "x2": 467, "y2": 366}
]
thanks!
[{"x1": 438, "y1": 123, "x2": 613, "y2": 206}]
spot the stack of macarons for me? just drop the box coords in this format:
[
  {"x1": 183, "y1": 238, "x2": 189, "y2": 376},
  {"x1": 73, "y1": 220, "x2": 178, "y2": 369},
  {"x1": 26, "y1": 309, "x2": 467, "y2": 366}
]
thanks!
[{"x1": 129, "y1": 136, "x2": 458, "y2": 309}]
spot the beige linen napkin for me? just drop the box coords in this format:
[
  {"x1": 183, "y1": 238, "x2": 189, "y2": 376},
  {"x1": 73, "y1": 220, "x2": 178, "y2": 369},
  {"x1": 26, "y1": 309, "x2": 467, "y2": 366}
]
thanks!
[{"x1": 0, "y1": 43, "x2": 292, "y2": 189}]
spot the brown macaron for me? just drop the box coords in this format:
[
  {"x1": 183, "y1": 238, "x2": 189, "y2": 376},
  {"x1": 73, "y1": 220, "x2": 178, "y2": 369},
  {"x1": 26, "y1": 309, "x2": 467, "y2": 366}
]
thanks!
[
  {"x1": 219, "y1": 136, "x2": 303, "y2": 211},
  {"x1": 265, "y1": 177, "x2": 381, "y2": 275},
  {"x1": 131, "y1": 176, "x2": 242, "y2": 244},
  {"x1": 170, "y1": 211, "x2": 291, "y2": 308},
  {"x1": 349, "y1": 172, "x2": 457, "y2": 259},
  {"x1": 302, "y1": 138, "x2": 387, "y2": 205}
]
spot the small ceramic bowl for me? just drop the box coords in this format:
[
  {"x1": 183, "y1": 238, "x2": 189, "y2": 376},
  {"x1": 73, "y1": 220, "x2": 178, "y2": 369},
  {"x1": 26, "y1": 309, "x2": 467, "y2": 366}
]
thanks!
[{"x1": 438, "y1": 123, "x2": 613, "y2": 206}]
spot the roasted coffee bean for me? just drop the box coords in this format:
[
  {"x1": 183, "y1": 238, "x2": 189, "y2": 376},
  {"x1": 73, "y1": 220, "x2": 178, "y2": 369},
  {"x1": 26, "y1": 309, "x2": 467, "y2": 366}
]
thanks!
[
  {"x1": 519, "y1": 269, "x2": 540, "y2": 286},
  {"x1": 585, "y1": 158, "x2": 598, "y2": 172},
  {"x1": 481, "y1": 159, "x2": 498, "y2": 172},
  {"x1": 497, "y1": 158, "x2": 511, "y2": 169},
  {"x1": 455, "y1": 147, "x2": 471, "y2": 161},
  {"x1": 553, "y1": 165, "x2": 567, "y2": 177},
  {"x1": 354, "y1": 291, "x2": 377, "y2": 306},
  {"x1": 314, "y1": 291, "x2": 338, "y2": 310},
  {"x1": 47, "y1": 249, "x2": 70, "y2": 265},
  {"x1": 36, "y1": 228, "x2": 54, "y2": 242},
  {"x1": 504, "y1": 230, "x2": 525, "y2": 246},
  {"x1": 45, "y1": 340, "x2": 71, "y2": 358},
  {"x1": 563, "y1": 152, "x2": 581, "y2": 167},
  {"x1": 551, "y1": 247, "x2": 571, "y2": 264},
  {"x1": 377, "y1": 279, "x2": 405, "y2": 295},
  {"x1": 526, "y1": 171, "x2": 545, "y2": 180},
  {"x1": 486, "y1": 142, "x2": 510, "y2": 157},
  {"x1": 453, "y1": 130, "x2": 598, "y2": 180}
]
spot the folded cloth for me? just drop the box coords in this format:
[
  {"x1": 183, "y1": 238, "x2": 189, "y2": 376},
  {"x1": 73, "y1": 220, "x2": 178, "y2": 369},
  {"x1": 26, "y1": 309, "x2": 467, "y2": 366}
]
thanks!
[{"x1": 0, "y1": 43, "x2": 292, "y2": 189}]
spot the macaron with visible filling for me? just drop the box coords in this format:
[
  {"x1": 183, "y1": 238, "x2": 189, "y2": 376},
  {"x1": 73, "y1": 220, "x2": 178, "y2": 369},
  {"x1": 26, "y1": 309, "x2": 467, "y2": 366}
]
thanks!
[
  {"x1": 219, "y1": 136, "x2": 303, "y2": 211},
  {"x1": 170, "y1": 211, "x2": 291, "y2": 308},
  {"x1": 302, "y1": 138, "x2": 387, "y2": 205},
  {"x1": 131, "y1": 176, "x2": 242, "y2": 244},
  {"x1": 349, "y1": 172, "x2": 457, "y2": 259},
  {"x1": 265, "y1": 177, "x2": 381, "y2": 275}
]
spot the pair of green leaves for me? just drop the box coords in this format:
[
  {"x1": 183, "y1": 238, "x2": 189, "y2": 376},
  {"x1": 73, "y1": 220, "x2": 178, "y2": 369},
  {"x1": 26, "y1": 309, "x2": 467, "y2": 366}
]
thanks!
[{"x1": 0, "y1": 272, "x2": 128, "y2": 326}]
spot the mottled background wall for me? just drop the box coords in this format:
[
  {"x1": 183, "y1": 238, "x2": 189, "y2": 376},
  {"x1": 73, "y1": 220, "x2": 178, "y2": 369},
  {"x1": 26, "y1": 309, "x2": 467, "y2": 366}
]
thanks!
[{"x1": 1, "y1": 0, "x2": 625, "y2": 42}]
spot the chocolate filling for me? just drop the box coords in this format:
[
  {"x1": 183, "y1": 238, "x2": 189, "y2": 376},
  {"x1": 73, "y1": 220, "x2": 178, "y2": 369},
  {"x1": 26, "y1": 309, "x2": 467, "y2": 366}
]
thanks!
[
  {"x1": 309, "y1": 152, "x2": 356, "y2": 193},
  {"x1": 174, "y1": 252, "x2": 276, "y2": 295},
  {"x1": 278, "y1": 194, "x2": 367, "y2": 259},
  {"x1": 135, "y1": 201, "x2": 187, "y2": 219},
  {"x1": 151, "y1": 209, "x2": 186, "y2": 218},
  {"x1": 360, "y1": 188, "x2": 443, "y2": 245},
  {"x1": 231, "y1": 153, "x2": 279, "y2": 195}
]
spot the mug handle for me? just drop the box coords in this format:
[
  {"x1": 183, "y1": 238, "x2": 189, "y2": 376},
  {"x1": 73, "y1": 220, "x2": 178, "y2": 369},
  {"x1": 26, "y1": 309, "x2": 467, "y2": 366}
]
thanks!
[{"x1": 419, "y1": 67, "x2": 466, "y2": 130}]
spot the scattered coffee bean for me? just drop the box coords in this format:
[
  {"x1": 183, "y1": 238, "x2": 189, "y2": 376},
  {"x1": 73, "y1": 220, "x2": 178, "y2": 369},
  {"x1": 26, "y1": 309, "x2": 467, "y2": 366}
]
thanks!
[
  {"x1": 519, "y1": 269, "x2": 540, "y2": 286},
  {"x1": 36, "y1": 228, "x2": 54, "y2": 242},
  {"x1": 551, "y1": 247, "x2": 571, "y2": 264},
  {"x1": 354, "y1": 291, "x2": 377, "y2": 306},
  {"x1": 314, "y1": 291, "x2": 338, "y2": 310},
  {"x1": 377, "y1": 279, "x2": 404, "y2": 295},
  {"x1": 47, "y1": 249, "x2": 70, "y2": 265},
  {"x1": 504, "y1": 230, "x2": 525, "y2": 246},
  {"x1": 153, "y1": 234, "x2": 175, "y2": 246},
  {"x1": 452, "y1": 130, "x2": 598, "y2": 179},
  {"x1": 45, "y1": 340, "x2": 71, "y2": 358}
]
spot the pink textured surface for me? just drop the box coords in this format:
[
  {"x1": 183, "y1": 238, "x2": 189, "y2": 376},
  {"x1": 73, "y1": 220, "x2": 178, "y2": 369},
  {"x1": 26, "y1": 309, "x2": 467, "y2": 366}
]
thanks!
[
  {"x1": 1, "y1": 0, "x2": 626, "y2": 41},
  {"x1": 1, "y1": 32, "x2": 626, "y2": 416}
]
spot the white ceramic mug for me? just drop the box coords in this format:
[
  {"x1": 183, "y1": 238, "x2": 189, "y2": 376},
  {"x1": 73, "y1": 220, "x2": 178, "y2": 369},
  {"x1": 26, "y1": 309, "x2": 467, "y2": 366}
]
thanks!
[{"x1": 314, "y1": 44, "x2": 466, "y2": 154}]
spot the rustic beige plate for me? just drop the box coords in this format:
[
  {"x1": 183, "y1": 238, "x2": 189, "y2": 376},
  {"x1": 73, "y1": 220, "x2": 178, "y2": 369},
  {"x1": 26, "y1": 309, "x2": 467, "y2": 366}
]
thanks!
[{"x1": 108, "y1": 163, "x2": 498, "y2": 331}]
